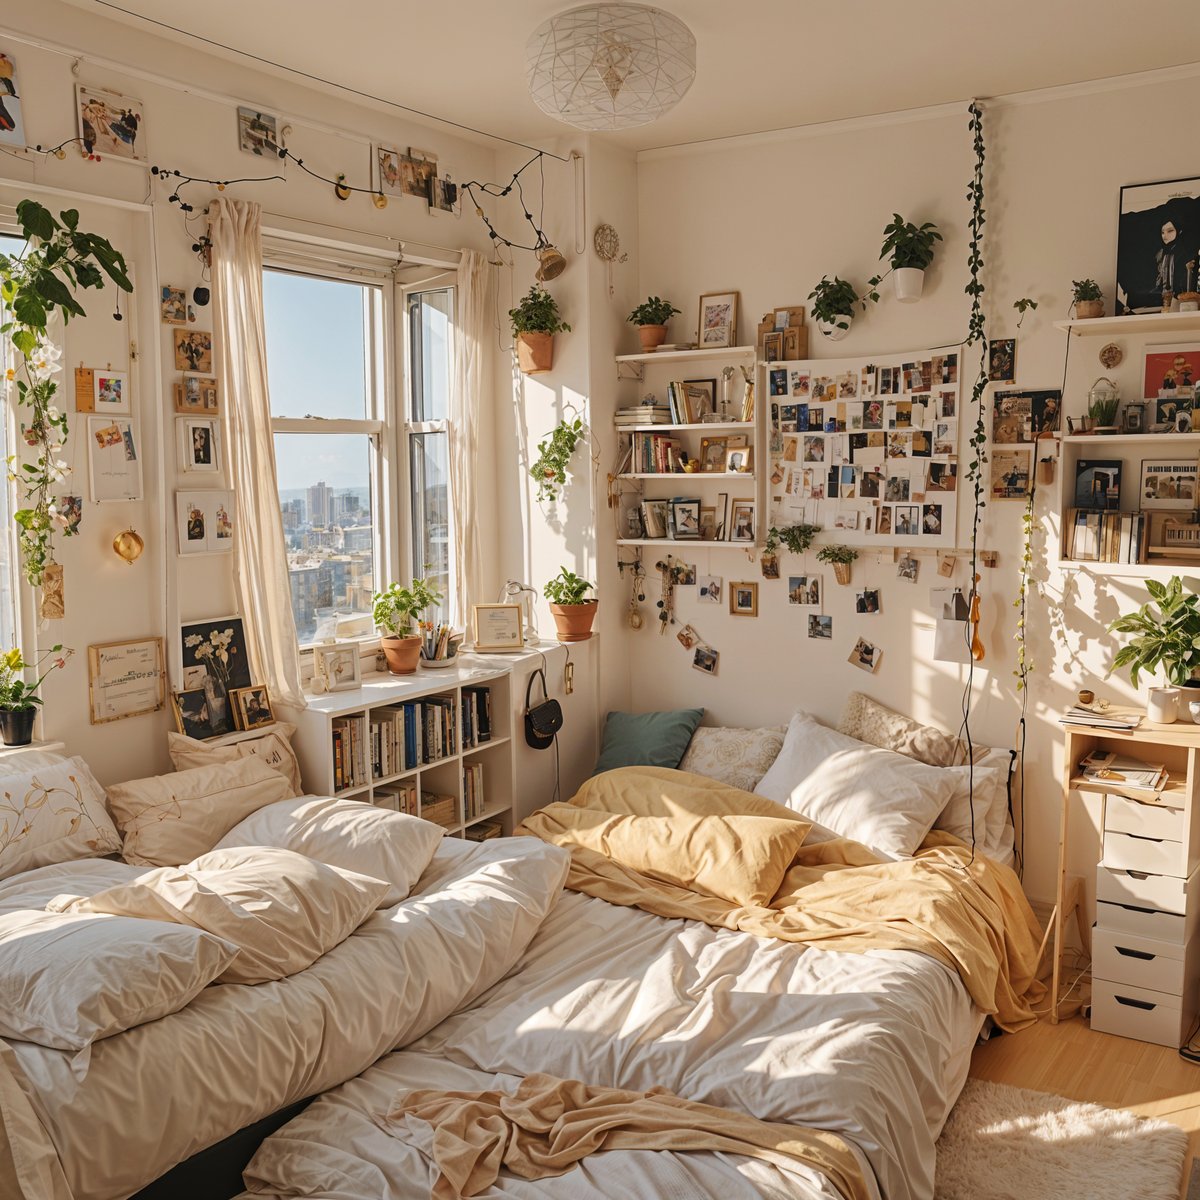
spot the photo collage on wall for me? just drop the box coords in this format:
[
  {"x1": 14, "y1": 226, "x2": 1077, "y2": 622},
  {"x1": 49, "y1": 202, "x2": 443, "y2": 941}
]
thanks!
[
  {"x1": 768, "y1": 350, "x2": 960, "y2": 545},
  {"x1": 988, "y1": 387, "x2": 1062, "y2": 501}
]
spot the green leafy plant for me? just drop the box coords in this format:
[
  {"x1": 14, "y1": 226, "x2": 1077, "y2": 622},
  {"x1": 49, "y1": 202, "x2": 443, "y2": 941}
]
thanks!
[
  {"x1": 530, "y1": 416, "x2": 585, "y2": 502},
  {"x1": 508, "y1": 284, "x2": 571, "y2": 336},
  {"x1": 627, "y1": 296, "x2": 680, "y2": 326},
  {"x1": 1013, "y1": 296, "x2": 1038, "y2": 328},
  {"x1": 815, "y1": 544, "x2": 859, "y2": 565},
  {"x1": 880, "y1": 214, "x2": 942, "y2": 270},
  {"x1": 1072, "y1": 279, "x2": 1102, "y2": 302},
  {"x1": 807, "y1": 275, "x2": 873, "y2": 330},
  {"x1": 372, "y1": 578, "x2": 443, "y2": 638},
  {"x1": 0, "y1": 644, "x2": 72, "y2": 710},
  {"x1": 1108, "y1": 577, "x2": 1200, "y2": 687},
  {"x1": 765, "y1": 523, "x2": 821, "y2": 556},
  {"x1": 543, "y1": 567, "x2": 594, "y2": 606},
  {"x1": 0, "y1": 201, "x2": 132, "y2": 587},
  {"x1": 1087, "y1": 390, "x2": 1120, "y2": 426}
]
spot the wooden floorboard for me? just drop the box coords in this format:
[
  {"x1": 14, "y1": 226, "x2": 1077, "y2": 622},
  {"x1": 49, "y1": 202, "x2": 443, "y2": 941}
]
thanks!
[{"x1": 970, "y1": 1015, "x2": 1200, "y2": 1198}]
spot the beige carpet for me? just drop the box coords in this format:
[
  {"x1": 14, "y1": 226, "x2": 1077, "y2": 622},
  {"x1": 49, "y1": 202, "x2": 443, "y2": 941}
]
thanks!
[{"x1": 935, "y1": 1078, "x2": 1188, "y2": 1200}]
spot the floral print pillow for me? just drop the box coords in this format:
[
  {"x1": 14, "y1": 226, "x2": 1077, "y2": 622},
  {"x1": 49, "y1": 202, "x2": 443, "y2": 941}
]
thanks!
[{"x1": 677, "y1": 726, "x2": 787, "y2": 793}]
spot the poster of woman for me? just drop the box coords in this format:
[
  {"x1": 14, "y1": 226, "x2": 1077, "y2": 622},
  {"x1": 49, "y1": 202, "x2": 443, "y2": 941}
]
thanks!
[{"x1": 1116, "y1": 177, "x2": 1200, "y2": 313}]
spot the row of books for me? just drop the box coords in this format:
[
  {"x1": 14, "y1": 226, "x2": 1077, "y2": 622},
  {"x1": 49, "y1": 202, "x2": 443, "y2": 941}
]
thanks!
[
  {"x1": 461, "y1": 686, "x2": 494, "y2": 749},
  {"x1": 1078, "y1": 750, "x2": 1166, "y2": 792},
  {"x1": 628, "y1": 433, "x2": 685, "y2": 474},
  {"x1": 463, "y1": 762, "x2": 486, "y2": 821},
  {"x1": 331, "y1": 714, "x2": 370, "y2": 792},
  {"x1": 465, "y1": 819, "x2": 502, "y2": 842},
  {"x1": 373, "y1": 780, "x2": 419, "y2": 815},
  {"x1": 1060, "y1": 705, "x2": 1140, "y2": 730},
  {"x1": 1066, "y1": 509, "x2": 1147, "y2": 564},
  {"x1": 420, "y1": 791, "x2": 458, "y2": 829}
]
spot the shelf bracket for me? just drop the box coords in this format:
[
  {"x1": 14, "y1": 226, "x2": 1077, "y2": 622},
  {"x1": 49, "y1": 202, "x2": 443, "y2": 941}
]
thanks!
[{"x1": 617, "y1": 362, "x2": 644, "y2": 382}]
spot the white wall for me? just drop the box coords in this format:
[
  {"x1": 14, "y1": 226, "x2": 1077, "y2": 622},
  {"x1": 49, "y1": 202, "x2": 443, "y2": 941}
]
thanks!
[{"x1": 629, "y1": 69, "x2": 1200, "y2": 908}]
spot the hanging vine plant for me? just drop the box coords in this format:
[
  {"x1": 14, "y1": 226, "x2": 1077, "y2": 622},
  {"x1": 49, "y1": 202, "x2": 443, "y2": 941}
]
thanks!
[
  {"x1": 1014, "y1": 484, "x2": 1035, "y2": 691},
  {"x1": 530, "y1": 415, "x2": 585, "y2": 503},
  {"x1": 0, "y1": 201, "x2": 131, "y2": 586},
  {"x1": 764, "y1": 523, "x2": 821, "y2": 556}
]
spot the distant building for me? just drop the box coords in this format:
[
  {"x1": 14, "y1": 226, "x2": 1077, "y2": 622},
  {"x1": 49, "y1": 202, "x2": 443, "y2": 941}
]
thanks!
[
  {"x1": 342, "y1": 525, "x2": 373, "y2": 554},
  {"x1": 307, "y1": 481, "x2": 332, "y2": 527}
]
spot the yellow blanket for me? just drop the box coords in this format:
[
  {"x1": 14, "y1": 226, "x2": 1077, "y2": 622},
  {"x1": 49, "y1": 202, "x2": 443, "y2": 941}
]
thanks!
[
  {"x1": 384, "y1": 1072, "x2": 870, "y2": 1200},
  {"x1": 517, "y1": 767, "x2": 1045, "y2": 1030}
]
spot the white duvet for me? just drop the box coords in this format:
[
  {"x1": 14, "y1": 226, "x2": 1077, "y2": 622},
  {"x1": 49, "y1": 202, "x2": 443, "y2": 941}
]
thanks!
[
  {"x1": 241, "y1": 883, "x2": 981, "y2": 1200},
  {"x1": 0, "y1": 835, "x2": 570, "y2": 1200}
]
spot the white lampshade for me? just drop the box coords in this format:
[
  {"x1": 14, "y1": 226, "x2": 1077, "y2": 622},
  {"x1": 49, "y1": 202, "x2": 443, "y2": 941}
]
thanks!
[{"x1": 527, "y1": 4, "x2": 697, "y2": 132}]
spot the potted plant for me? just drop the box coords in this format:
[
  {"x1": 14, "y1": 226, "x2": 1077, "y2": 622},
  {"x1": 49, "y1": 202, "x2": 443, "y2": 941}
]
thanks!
[
  {"x1": 807, "y1": 276, "x2": 869, "y2": 341},
  {"x1": 1108, "y1": 577, "x2": 1200, "y2": 723},
  {"x1": 627, "y1": 296, "x2": 681, "y2": 352},
  {"x1": 544, "y1": 567, "x2": 597, "y2": 642},
  {"x1": 0, "y1": 644, "x2": 72, "y2": 746},
  {"x1": 530, "y1": 416, "x2": 585, "y2": 503},
  {"x1": 508, "y1": 284, "x2": 571, "y2": 374},
  {"x1": 372, "y1": 578, "x2": 443, "y2": 674},
  {"x1": 1072, "y1": 279, "x2": 1105, "y2": 319},
  {"x1": 764, "y1": 523, "x2": 822, "y2": 556},
  {"x1": 816, "y1": 543, "x2": 859, "y2": 586},
  {"x1": 1087, "y1": 376, "x2": 1121, "y2": 433},
  {"x1": 871, "y1": 214, "x2": 942, "y2": 303}
]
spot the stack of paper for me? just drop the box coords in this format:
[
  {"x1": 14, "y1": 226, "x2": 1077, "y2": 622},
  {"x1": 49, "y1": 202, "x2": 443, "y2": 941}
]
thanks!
[
  {"x1": 1059, "y1": 706, "x2": 1140, "y2": 730},
  {"x1": 1078, "y1": 751, "x2": 1166, "y2": 792}
]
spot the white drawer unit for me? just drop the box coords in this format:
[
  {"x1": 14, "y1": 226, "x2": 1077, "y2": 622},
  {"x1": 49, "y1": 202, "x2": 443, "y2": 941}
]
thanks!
[
  {"x1": 1096, "y1": 863, "x2": 1195, "y2": 915},
  {"x1": 1102, "y1": 829, "x2": 1192, "y2": 878},
  {"x1": 1091, "y1": 978, "x2": 1191, "y2": 1049},
  {"x1": 1092, "y1": 927, "x2": 1188, "y2": 995},
  {"x1": 1096, "y1": 898, "x2": 1190, "y2": 944},
  {"x1": 1104, "y1": 794, "x2": 1186, "y2": 842}
]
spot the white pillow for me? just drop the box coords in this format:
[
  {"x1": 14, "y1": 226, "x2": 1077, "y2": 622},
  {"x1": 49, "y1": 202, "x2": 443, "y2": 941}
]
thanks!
[
  {"x1": 167, "y1": 725, "x2": 302, "y2": 795},
  {"x1": 0, "y1": 748, "x2": 67, "y2": 777},
  {"x1": 0, "y1": 909, "x2": 237, "y2": 1050},
  {"x1": 214, "y1": 796, "x2": 444, "y2": 907},
  {"x1": 754, "y1": 713, "x2": 956, "y2": 858},
  {"x1": 49, "y1": 845, "x2": 390, "y2": 985},
  {"x1": 0, "y1": 756, "x2": 121, "y2": 880},
  {"x1": 936, "y1": 751, "x2": 1014, "y2": 863}
]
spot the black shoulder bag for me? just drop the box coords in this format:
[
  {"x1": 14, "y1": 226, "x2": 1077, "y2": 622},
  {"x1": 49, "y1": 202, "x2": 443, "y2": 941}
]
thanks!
[{"x1": 524, "y1": 668, "x2": 563, "y2": 750}]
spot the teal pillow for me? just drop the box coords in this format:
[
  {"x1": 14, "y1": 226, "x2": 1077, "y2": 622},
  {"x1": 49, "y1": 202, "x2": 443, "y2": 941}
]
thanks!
[{"x1": 593, "y1": 709, "x2": 704, "y2": 775}]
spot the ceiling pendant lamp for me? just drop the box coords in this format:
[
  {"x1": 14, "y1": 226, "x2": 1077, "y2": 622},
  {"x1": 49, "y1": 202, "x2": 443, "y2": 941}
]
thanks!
[{"x1": 526, "y1": 4, "x2": 697, "y2": 132}]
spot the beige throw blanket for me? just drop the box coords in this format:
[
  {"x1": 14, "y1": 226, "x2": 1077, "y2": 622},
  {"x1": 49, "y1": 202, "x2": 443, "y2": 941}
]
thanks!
[
  {"x1": 517, "y1": 766, "x2": 1046, "y2": 1030},
  {"x1": 384, "y1": 1072, "x2": 871, "y2": 1200}
]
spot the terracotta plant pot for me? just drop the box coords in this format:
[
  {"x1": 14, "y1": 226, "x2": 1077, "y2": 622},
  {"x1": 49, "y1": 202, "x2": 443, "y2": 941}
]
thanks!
[
  {"x1": 637, "y1": 324, "x2": 667, "y2": 351},
  {"x1": 893, "y1": 268, "x2": 925, "y2": 304},
  {"x1": 1075, "y1": 299, "x2": 1105, "y2": 319},
  {"x1": 0, "y1": 707, "x2": 35, "y2": 747},
  {"x1": 832, "y1": 562, "x2": 852, "y2": 586},
  {"x1": 549, "y1": 600, "x2": 598, "y2": 642},
  {"x1": 516, "y1": 332, "x2": 554, "y2": 374},
  {"x1": 380, "y1": 634, "x2": 422, "y2": 675}
]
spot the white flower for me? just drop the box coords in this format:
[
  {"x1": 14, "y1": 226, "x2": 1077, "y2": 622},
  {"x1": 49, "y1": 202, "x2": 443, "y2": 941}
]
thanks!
[
  {"x1": 27, "y1": 340, "x2": 62, "y2": 383},
  {"x1": 46, "y1": 406, "x2": 61, "y2": 420}
]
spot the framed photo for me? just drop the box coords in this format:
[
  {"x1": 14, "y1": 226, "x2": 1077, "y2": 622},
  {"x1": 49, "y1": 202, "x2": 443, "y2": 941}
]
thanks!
[
  {"x1": 1116, "y1": 177, "x2": 1200, "y2": 314},
  {"x1": 729, "y1": 580, "x2": 758, "y2": 617},
  {"x1": 172, "y1": 689, "x2": 221, "y2": 741},
  {"x1": 176, "y1": 490, "x2": 235, "y2": 555},
  {"x1": 1143, "y1": 344, "x2": 1200, "y2": 400},
  {"x1": 698, "y1": 436, "x2": 728, "y2": 473},
  {"x1": 77, "y1": 84, "x2": 144, "y2": 160},
  {"x1": 698, "y1": 290, "x2": 739, "y2": 350},
  {"x1": 88, "y1": 416, "x2": 142, "y2": 503},
  {"x1": 181, "y1": 616, "x2": 252, "y2": 738},
  {"x1": 472, "y1": 602, "x2": 524, "y2": 652},
  {"x1": 0, "y1": 52, "x2": 25, "y2": 148},
  {"x1": 174, "y1": 376, "x2": 220, "y2": 415},
  {"x1": 93, "y1": 368, "x2": 129, "y2": 414},
  {"x1": 315, "y1": 644, "x2": 361, "y2": 692},
  {"x1": 236, "y1": 106, "x2": 279, "y2": 157},
  {"x1": 762, "y1": 331, "x2": 783, "y2": 363},
  {"x1": 87, "y1": 637, "x2": 165, "y2": 724},
  {"x1": 990, "y1": 449, "x2": 1032, "y2": 501},
  {"x1": 179, "y1": 417, "x2": 221, "y2": 473},
  {"x1": 988, "y1": 338, "x2": 1016, "y2": 383},
  {"x1": 174, "y1": 329, "x2": 214, "y2": 373},
  {"x1": 640, "y1": 499, "x2": 669, "y2": 539},
  {"x1": 161, "y1": 285, "x2": 187, "y2": 325},
  {"x1": 729, "y1": 498, "x2": 755, "y2": 542},
  {"x1": 699, "y1": 506, "x2": 717, "y2": 540},
  {"x1": 230, "y1": 685, "x2": 275, "y2": 730},
  {"x1": 1139, "y1": 459, "x2": 1199, "y2": 510},
  {"x1": 681, "y1": 379, "x2": 715, "y2": 422},
  {"x1": 376, "y1": 145, "x2": 404, "y2": 195},
  {"x1": 670, "y1": 498, "x2": 701, "y2": 539},
  {"x1": 724, "y1": 445, "x2": 753, "y2": 474}
]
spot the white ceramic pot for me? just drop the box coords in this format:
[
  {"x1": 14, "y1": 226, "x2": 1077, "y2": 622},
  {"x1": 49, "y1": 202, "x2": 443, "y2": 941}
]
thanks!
[
  {"x1": 1189, "y1": 698, "x2": 1200, "y2": 724},
  {"x1": 893, "y1": 267, "x2": 925, "y2": 304},
  {"x1": 1147, "y1": 686, "x2": 1181, "y2": 724},
  {"x1": 817, "y1": 316, "x2": 852, "y2": 341}
]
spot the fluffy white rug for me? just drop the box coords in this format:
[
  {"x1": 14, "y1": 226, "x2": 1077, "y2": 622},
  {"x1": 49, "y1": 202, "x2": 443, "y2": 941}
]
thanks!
[{"x1": 935, "y1": 1078, "x2": 1188, "y2": 1200}]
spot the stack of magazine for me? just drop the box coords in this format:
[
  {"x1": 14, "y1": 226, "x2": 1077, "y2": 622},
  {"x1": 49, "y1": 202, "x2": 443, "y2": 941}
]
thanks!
[
  {"x1": 1078, "y1": 750, "x2": 1166, "y2": 792},
  {"x1": 1059, "y1": 705, "x2": 1140, "y2": 730}
]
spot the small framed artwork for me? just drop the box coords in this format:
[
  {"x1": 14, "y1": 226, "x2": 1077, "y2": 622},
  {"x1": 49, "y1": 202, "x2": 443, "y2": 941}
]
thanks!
[
  {"x1": 729, "y1": 581, "x2": 758, "y2": 617},
  {"x1": 172, "y1": 689, "x2": 221, "y2": 741},
  {"x1": 77, "y1": 84, "x2": 145, "y2": 160},
  {"x1": 161, "y1": 286, "x2": 187, "y2": 325},
  {"x1": 87, "y1": 637, "x2": 165, "y2": 724},
  {"x1": 315, "y1": 643, "x2": 362, "y2": 692},
  {"x1": 88, "y1": 416, "x2": 143, "y2": 503},
  {"x1": 376, "y1": 145, "x2": 404, "y2": 194},
  {"x1": 698, "y1": 290, "x2": 739, "y2": 349},
  {"x1": 699, "y1": 506, "x2": 717, "y2": 540},
  {"x1": 1116, "y1": 177, "x2": 1200, "y2": 314},
  {"x1": 177, "y1": 490, "x2": 235, "y2": 555},
  {"x1": 1142, "y1": 344, "x2": 1200, "y2": 400},
  {"x1": 724, "y1": 445, "x2": 753, "y2": 474},
  {"x1": 1140, "y1": 459, "x2": 1198, "y2": 510},
  {"x1": 699, "y1": 436, "x2": 728, "y2": 473},
  {"x1": 230, "y1": 684, "x2": 275, "y2": 730},
  {"x1": 179, "y1": 417, "x2": 221, "y2": 473},
  {"x1": 988, "y1": 339, "x2": 1016, "y2": 383},
  {"x1": 174, "y1": 376, "x2": 220, "y2": 415},
  {"x1": 762, "y1": 331, "x2": 783, "y2": 363},
  {"x1": 729, "y1": 498, "x2": 756, "y2": 542},
  {"x1": 94, "y1": 368, "x2": 130, "y2": 415},
  {"x1": 670, "y1": 498, "x2": 702, "y2": 539},
  {"x1": 181, "y1": 617, "x2": 252, "y2": 738},
  {"x1": 174, "y1": 329, "x2": 214, "y2": 373},
  {"x1": 236, "y1": 106, "x2": 279, "y2": 157},
  {"x1": 681, "y1": 379, "x2": 716, "y2": 422},
  {"x1": 472, "y1": 603, "x2": 524, "y2": 652}
]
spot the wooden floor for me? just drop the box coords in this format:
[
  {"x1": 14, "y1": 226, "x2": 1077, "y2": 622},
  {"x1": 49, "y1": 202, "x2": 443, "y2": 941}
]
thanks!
[{"x1": 970, "y1": 1015, "x2": 1200, "y2": 1198}]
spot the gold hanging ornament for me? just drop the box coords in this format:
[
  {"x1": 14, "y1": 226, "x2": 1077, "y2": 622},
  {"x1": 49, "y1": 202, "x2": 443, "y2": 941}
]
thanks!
[
  {"x1": 333, "y1": 173, "x2": 352, "y2": 201},
  {"x1": 113, "y1": 527, "x2": 144, "y2": 565}
]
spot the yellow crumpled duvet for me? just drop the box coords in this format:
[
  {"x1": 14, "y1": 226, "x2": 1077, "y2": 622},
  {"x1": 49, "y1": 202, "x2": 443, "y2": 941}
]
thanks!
[{"x1": 517, "y1": 766, "x2": 1046, "y2": 1031}]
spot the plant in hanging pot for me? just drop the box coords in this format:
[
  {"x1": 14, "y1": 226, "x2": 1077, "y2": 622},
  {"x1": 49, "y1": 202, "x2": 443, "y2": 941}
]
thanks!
[
  {"x1": 869, "y1": 214, "x2": 942, "y2": 304},
  {"x1": 1107, "y1": 577, "x2": 1200, "y2": 724},
  {"x1": 1071, "y1": 278, "x2": 1105, "y2": 320},
  {"x1": 372, "y1": 578, "x2": 443, "y2": 674},
  {"x1": 807, "y1": 276, "x2": 871, "y2": 341},
  {"x1": 530, "y1": 416, "x2": 585, "y2": 503},
  {"x1": 509, "y1": 284, "x2": 571, "y2": 374},
  {"x1": 627, "y1": 296, "x2": 681, "y2": 352},
  {"x1": 816, "y1": 543, "x2": 859, "y2": 586},
  {"x1": 544, "y1": 567, "x2": 597, "y2": 642},
  {"x1": 0, "y1": 644, "x2": 72, "y2": 746},
  {"x1": 764, "y1": 523, "x2": 822, "y2": 556}
]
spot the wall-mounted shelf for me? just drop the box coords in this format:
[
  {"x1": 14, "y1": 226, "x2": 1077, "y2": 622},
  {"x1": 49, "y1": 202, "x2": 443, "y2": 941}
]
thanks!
[
  {"x1": 1059, "y1": 432, "x2": 1200, "y2": 446},
  {"x1": 616, "y1": 538, "x2": 754, "y2": 550},
  {"x1": 618, "y1": 472, "x2": 755, "y2": 481},
  {"x1": 615, "y1": 345, "x2": 757, "y2": 365},
  {"x1": 1054, "y1": 311, "x2": 1200, "y2": 337},
  {"x1": 615, "y1": 421, "x2": 754, "y2": 433}
]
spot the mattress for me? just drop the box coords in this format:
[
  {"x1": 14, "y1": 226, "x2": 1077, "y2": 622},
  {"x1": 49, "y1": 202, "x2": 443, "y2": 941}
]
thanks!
[{"x1": 240, "y1": 885, "x2": 982, "y2": 1200}]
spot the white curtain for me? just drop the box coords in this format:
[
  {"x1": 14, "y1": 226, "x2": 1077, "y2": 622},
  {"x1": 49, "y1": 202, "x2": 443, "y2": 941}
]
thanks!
[
  {"x1": 449, "y1": 250, "x2": 488, "y2": 629},
  {"x1": 208, "y1": 198, "x2": 305, "y2": 709}
]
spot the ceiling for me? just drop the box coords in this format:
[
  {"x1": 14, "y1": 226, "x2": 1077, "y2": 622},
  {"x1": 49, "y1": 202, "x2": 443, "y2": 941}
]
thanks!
[{"x1": 71, "y1": 0, "x2": 1200, "y2": 153}]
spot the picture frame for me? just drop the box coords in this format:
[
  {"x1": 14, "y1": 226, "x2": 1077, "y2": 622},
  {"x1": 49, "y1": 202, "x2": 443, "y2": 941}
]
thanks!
[
  {"x1": 161, "y1": 285, "x2": 187, "y2": 325},
  {"x1": 699, "y1": 506, "x2": 717, "y2": 540},
  {"x1": 782, "y1": 327, "x2": 803, "y2": 361},
  {"x1": 669, "y1": 498, "x2": 702, "y2": 539},
  {"x1": 762, "y1": 331, "x2": 783, "y2": 363},
  {"x1": 1139, "y1": 458, "x2": 1199, "y2": 510},
  {"x1": 230, "y1": 684, "x2": 275, "y2": 730},
  {"x1": 698, "y1": 436, "x2": 728, "y2": 473},
  {"x1": 93, "y1": 368, "x2": 130, "y2": 415},
  {"x1": 87, "y1": 637, "x2": 165, "y2": 724},
  {"x1": 697, "y1": 290, "x2": 739, "y2": 350},
  {"x1": 471, "y1": 602, "x2": 524, "y2": 652},
  {"x1": 640, "y1": 499, "x2": 669, "y2": 539},
  {"x1": 729, "y1": 498, "x2": 755, "y2": 542},
  {"x1": 0, "y1": 52, "x2": 25, "y2": 148},
  {"x1": 314, "y1": 643, "x2": 362, "y2": 692},
  {"x1": 987, "y1": 338, "x2": 1016, "y2": 384},
  {"x1": 681, "y1": 379, "x2": 716, "y2": 422},
  {"x1": 174, "y1": 376, "x2": 220, "y2": 415},
  {"x1": 179, "y1": 417, "x2": 222, "y2": 473},
  {"x1": 172, "y1": 689, "x2": 222, "y2": 741},
  {"x1": 376, "y1": 145, "x2": 404, "y2": 195},
  {"x1": 1143, "y1": 343, "x2": 1200, "y2": 401},
  {"x1": 174, "y1": 329, "x2": 214, "y2": 373},
  {"x1": 1116, "y1": 176, "x2": 1200, "y2": 315},
  {"x1": 236, "y1": 107, "x2": 279, "y2": 157},
  {"x1": 729, "y1": 580, "x2": 758, "y2": 617},
  {"x1": 176, "y1": 489, "x2": 235, "y2": 555},
  {"x1": 77, "y1": 84, "x2": 145, "y2": 161},
  {"x1": 723, "y1": 445, "x2": 753, "y2": 474},
  {"x1": 88, "y1": 416, "x2": 143, "y2": 503},
  {"x1": 181, "y1": 616, "x2": 252, "y2": 738}
]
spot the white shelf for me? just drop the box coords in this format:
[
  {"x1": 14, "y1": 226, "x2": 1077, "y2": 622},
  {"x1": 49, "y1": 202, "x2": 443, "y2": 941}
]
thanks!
[
  {"x1": 1054, "y1": 311, "x2": 1200, "y2": 337},
  {"x1": 615, "y1": 345, "x2": 757, "y2": 364},
  {"x1": 616, "y1": 538, "x2": 754, "y2": 549},
  {"x1": 1059, "y1": 432, "x2": 1200, "y2": 446},
  {"x1": 618, "y1": 472, "x2": 756, "y2": 481},
  {"x1": 615, "y1": 421, "x2": 754, "y2": 433},
  {"x1": 463, "y1": 734, "x2": 511, "y2": 754}
]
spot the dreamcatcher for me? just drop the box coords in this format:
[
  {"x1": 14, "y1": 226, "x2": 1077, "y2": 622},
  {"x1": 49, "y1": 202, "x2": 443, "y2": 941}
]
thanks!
[{"x1": 593, "y1": 223, "x2": 627, "y2": 297}]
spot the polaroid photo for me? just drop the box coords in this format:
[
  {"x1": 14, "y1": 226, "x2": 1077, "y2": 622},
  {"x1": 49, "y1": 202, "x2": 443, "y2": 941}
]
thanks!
[
  {"x1": 237, "y1": 107, "x2": 279, "y2": 156},
  {"x1": 807, "y1": 614, "x2": 833, "y2": 640},
  {"x1": 788, "y1": 575, "x2": 821, "y2": 607},
  {"x1": 693, "y1": 645, "x2": 719, "y2": 675},
  {"x1": 848, "y1": 638, "x2": 883, "y2": 674}
]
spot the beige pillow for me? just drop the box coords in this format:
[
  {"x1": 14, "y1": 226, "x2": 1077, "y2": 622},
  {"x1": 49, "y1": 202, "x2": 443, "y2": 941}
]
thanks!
[
  {"x1": 106, "y1": 757, "x2": 294, "y2": 867},
  {"x1": 49, "y1": 845, "x2": 390, "y2": 985},
  {"x1": 167, "y1": 725, "x2": 302, "y2": 796},
  {"x1": 678, "y1": 726, "x2": 786, "y2": 792},
  {"x1": 838, "y1": 692, "x2": 967, "y2": 768},
  {"x1": 214, "y1": 796, "x2": 443, "y2": 907},
  {"x1": 0, "y1": 910, "x2": 237, "y2": 1049},
  {"x1": 0, "y1": 757, "x2": 121, "y2": 880}
]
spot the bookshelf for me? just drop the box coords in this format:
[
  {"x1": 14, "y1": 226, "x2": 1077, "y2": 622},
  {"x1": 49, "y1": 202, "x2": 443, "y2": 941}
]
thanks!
[{"x1": 292, "y1": 659, "x2": 514, "y2": 839}]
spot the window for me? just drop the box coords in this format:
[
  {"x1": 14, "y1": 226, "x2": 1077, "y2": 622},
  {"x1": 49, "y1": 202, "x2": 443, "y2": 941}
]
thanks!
[
  {"x1": 0, "y1": 234, "x2": 26, "y2": 650},
  {"x1": 263, "y1": 267, "x2": 386, "y2": 646}
]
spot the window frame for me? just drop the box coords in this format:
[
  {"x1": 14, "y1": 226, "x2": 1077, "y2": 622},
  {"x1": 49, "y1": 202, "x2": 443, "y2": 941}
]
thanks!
[{"x1": 0, "y1": 229, "x2": 28, "y2": 655}]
